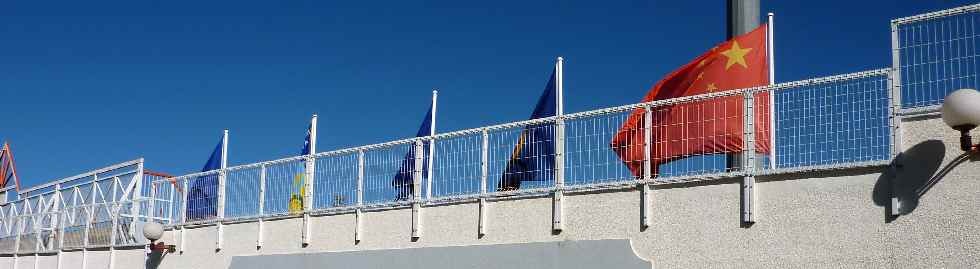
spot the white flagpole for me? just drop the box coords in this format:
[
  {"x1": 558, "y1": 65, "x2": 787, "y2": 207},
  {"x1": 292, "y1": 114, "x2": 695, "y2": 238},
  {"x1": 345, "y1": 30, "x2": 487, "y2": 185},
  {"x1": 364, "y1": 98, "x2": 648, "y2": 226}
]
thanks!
[
  {"x1": 426, "y1": 90, "x2": 437, "y2": 199},
  {"x1": 221, "y1": 130, "x2": 229, "y2": 169},
  {"x1": 767, "y1": 12, "x2": 776, "y2": 170},
  {"x1": 311, "y1": 114, "x2": 318, "y2": 154},
  {"x1": 556, "y1": 57, "x2": 564, "y2": 116}
]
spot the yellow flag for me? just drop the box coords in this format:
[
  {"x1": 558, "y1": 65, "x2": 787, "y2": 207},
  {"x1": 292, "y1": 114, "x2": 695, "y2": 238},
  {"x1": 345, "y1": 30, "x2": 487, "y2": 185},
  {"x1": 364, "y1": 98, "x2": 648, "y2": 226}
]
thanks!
[{"x1": 289, "y1": 173, "x2": 305, "y2": 214}]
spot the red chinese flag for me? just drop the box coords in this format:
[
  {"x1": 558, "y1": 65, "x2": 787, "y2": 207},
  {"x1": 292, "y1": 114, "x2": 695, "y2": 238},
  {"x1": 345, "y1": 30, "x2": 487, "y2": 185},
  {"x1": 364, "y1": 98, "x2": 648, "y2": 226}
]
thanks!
[{"x1": 611, "y1": 24, "x2": 771, "y2": 178}]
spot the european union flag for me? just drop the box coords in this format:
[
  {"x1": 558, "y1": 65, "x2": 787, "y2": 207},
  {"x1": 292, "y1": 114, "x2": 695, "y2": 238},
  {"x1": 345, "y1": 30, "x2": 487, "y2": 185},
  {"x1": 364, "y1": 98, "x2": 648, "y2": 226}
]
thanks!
[
  {"x1": 186, "y1": 136, "x2": 223, "y2": 221},
  {"x1": 393, "y1": 105, "x2": 433, "y2": 200},
  {"x1": 498, "y1": 68, "x2": 557, "y2": 191},
  {"x1": 302, "y1": 123, "x2": 312, "y2": 155}
]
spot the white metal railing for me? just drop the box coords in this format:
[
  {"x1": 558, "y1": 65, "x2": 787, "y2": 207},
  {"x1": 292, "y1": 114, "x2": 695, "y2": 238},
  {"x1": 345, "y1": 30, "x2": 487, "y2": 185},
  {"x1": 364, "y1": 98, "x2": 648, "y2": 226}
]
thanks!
[
  {"x1": 143, "y1": 68, "x2": 893, "y2": 230},
  {"x1": 0, "y1": 3, "x2": 973, "y2": 255},
  {"x1": 893, "y1": 3, "x2": 980, "y2": 112},
  {"x1": 0, "y1": 159, "x2": 153, "y2": 254}
]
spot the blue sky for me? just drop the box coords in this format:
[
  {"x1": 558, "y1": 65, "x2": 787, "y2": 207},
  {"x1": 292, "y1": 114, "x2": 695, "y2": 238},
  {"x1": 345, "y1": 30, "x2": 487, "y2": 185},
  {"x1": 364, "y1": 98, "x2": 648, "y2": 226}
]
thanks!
[{"x1": 0, "y1": 0, "x2": 971, "y2": 189}]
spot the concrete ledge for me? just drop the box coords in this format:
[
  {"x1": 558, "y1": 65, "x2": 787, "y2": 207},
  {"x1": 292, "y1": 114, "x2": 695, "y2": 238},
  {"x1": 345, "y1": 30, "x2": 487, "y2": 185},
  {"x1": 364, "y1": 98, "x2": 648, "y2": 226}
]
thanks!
[{"x1": 228, "y1": 239, "x2": 649, "y2": 269}]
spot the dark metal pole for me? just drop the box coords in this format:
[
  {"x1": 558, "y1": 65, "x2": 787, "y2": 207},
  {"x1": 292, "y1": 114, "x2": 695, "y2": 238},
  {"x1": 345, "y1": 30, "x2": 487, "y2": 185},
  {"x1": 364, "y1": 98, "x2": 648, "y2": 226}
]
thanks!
[
  {"x1": 727, "y1": 0, "x2": 761, "y2": 38},
  {"x1": 725, "y1": 0, "x2": 760, "y2": 171}
]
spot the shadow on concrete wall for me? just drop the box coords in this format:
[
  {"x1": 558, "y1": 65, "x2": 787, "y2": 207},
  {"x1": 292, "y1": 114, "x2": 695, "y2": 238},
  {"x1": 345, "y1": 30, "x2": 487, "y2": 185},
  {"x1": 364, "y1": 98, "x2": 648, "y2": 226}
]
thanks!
[
  {"x1": 146, "y1": 251, "x2": 166, "y2": 269},
  {"x1": 873, "y1": 139, "x2": 975, "y2": 222}
]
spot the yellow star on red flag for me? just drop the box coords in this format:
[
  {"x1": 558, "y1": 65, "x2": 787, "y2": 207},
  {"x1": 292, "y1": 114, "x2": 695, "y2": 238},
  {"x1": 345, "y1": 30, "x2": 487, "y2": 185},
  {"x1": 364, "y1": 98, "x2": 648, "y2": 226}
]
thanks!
[{"x1": 720, "y1": 41, "x2": 753, "y2": 70}]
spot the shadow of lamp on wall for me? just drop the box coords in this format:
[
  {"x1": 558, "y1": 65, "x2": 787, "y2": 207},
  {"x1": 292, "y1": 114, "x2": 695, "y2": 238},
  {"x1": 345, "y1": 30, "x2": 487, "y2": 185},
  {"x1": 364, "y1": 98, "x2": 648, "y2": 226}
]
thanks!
[
  {"x1": 874, "y1": 88, "x2": 980, "y2": 220},
  {"x1": 873, "y1": 140, "x2": 945, "y2": 218}
]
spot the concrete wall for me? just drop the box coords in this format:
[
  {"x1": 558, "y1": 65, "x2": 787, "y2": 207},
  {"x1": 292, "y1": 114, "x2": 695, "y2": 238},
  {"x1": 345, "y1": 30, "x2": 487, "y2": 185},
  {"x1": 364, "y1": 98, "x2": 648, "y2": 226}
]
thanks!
[{"x1": 4, "y1": 116, "x2": 979, "y2": 269}]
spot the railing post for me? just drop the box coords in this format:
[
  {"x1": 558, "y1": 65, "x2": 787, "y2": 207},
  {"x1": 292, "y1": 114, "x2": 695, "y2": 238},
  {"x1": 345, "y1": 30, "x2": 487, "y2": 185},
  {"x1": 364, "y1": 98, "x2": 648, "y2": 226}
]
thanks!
[
  {"x1": 108, "y1": 176, "x2": 120, "y2": 269},
  {"x1": 57, "y1": 186, "x2": 66, "y2": 269},
  {"x1": 478, "y1": 128, "x2": 489, "y2": 236},
  {"x1": 257, "y1": 164, "x2": 266, "y2": 248},
  {"x1": 166, "y1": 182, "x2": 175, "y2": 225},
  {"x1": 641, "y1": 105, "x2": 653, "y2": 229},
  {"x1": 411, "y1": 140, "x2": 424, "y2": 239},
  {"x1": 131, "y1": 161, "x2": 144, "y2": 240},
  {"x1": 355, "y1": 150, "x2": 364, "y2": 242},
  {"x1": 179, "y1": 178, "x2": 188, "y2": 253},
  {"x1": 425, "y1": 138, "x2": 435, "y2": 200},
  {"x1": 54, "y1": 183, "x2": 64, "y2": 252},
  {"x1": 742, "y1": 92, "x2": 757, "y2": 225},
  {"x1": 216, "y1": 171, "x2": 226, "y2": 250},
  {"x1": 302, "y1": 155, "x2": 314, "y2": 246},
  {"x1": 148, "y1": 181, "x2": 157, "y2": 225},
  {"x1": 553, "y1": 119, "x2": 565, "y2": 232},
  {"x1": 888, "y1": 22, "x2": 904, "y2": 216},
  {"x1": 110, "y1": 176, "x2": 119, "y2": 246}
]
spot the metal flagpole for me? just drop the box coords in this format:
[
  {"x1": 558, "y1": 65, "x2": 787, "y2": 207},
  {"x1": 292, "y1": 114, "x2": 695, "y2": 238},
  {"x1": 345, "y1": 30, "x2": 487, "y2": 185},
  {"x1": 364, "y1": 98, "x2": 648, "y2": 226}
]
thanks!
[
  {"x1": 557, "y1": 57, "x2": 564, "y2": 116},
  {"x1": 767, "y1": 12, "x2": 776, "y2": 170},
  {"x1": 310, "y1": 114, "x2": 318, "y2": 156},
  {"x1": 426, "y1": 90, "x2": 437, "y2": 199}
]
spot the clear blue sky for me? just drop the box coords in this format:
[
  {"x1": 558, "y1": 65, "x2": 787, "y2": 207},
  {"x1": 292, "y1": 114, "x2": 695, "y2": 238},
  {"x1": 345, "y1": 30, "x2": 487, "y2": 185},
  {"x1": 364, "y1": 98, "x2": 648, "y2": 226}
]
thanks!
[{"x1": 0, "y1": 0, "x2": 971, "y2": 189}]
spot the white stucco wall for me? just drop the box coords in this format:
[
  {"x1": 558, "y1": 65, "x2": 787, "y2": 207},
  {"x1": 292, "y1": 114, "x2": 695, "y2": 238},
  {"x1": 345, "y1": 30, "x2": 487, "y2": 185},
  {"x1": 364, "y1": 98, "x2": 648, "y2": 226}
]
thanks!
[
  {"x1": 15, "y1": 254, "x2": 34, "y2": 269},
  {"x1": 3, "y1": 115, "x2": 978, "y2": 269},
  {"x1": 62, "y1": 251, "x2": 85, "y2": 269}
]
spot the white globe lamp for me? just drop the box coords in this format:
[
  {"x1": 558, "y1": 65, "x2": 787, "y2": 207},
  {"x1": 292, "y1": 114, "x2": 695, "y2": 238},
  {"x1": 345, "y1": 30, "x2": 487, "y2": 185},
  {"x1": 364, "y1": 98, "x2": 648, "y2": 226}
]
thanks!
[
  {"x1": 942, "y1": 88, "x2": 980, "y2": 151},
  {"x1": 143, "y1": 221, "x2": 164, "y2": 242}
]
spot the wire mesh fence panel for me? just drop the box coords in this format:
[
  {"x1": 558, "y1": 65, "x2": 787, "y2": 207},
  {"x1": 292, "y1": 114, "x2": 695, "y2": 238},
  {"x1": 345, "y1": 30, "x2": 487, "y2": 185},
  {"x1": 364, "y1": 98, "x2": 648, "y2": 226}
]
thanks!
[
  {"x1": 16, "y1": 198, "x2": 37, "y2": 253},
  {"x1": 87, "y1": 203, "x2": 113, "y2": 247},
  {"x1": 430, "y1": 134, "x2": 482, "y2": 198},
  {"x1": 0, "y1": 203, "x2": 16, "y2": 253},
  {"x1": 262, "y1": 159, "x2": 306, "y2": 216},
  {"x1": 184, "y1": 172, "x2": 220, "y2": 222},
  {"x1": 114, "y1": 201, "x2": 130, "y2": 245},
  {"x1": 171, "y1": 178, "x2": 187, "y2": 225},
  {"x1": 130, "y1": 173, "x2": 155, "y2": 226},
  {"x1": 312, "y1": 153, "x2": 358, "y2": 209},
  {"x1": 0, "y1": 237, "x2": 12, "y2": 254},
  {"x1": 896, "y1": 5, "x2": 980, "y2": 108},
  {"x1": 565, "y1": 110, "x2": 640, "y2": 186},
  {"x1": 224, "y1": 167, "x2": 262, "y2": 219},
  {"x1": 86, "y1": 177, "x2": 114, "y2": 247},
  {"x1": 363, "y1": 142, "x2": 416, "y2": 205},
  {"x1": 753, "y1": 91, "x2": 776, "y2": 170},
  {"x1": 147, "y1": 180, "x2": 179, "y2": 225},
  {"x1": 35, "y1": 192, "x2": 58, "y2": 252},
  {"x1": 60, "y1": 185, "x2": 90, "y2": 249},
  {"x1": 643, "y1": 96, "x2": 747, "y2": 179},
  {"x1": 771, "y1": 73, "x2": 891, "y2": 169},
  {"x1": 114, "y1": 200, "x2": 143, "y2": 246},
  {"x1": 38, "y1": 212, "x2": 59, "y2": 251},
  {"x1": 16, "y1": 217, "x2": 36, "y2": 253},
  {"x1": 487, "y1": 122, "x2": 556, "y2": 192}
]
